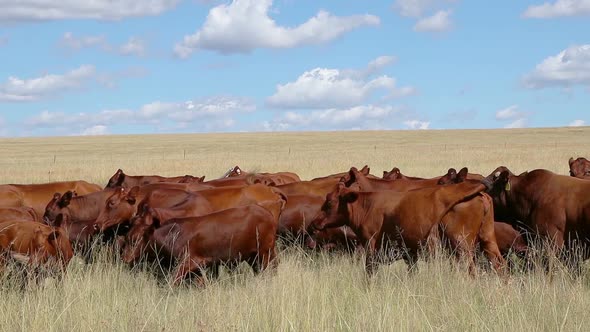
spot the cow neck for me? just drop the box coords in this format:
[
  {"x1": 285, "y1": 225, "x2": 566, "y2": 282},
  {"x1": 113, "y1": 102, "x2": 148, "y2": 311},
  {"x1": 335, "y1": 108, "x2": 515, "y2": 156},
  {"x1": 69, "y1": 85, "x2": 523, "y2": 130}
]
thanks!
[
  {"x1": 347, "y1": 192, "x2": 375, "y2": 232},
  {"x1": 66, "y1": 192, "x2": 108, "y2": 223},
  {"x1": 501, "y1": 174, "x2": 531, "y2": 224}
]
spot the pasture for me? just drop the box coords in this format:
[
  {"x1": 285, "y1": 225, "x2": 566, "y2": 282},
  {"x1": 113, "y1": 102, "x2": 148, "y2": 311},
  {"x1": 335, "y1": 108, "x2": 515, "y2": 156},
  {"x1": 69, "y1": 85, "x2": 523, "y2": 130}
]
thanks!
[{"x1": 1, "y1": 127, "x2": 590, "y2": 331}]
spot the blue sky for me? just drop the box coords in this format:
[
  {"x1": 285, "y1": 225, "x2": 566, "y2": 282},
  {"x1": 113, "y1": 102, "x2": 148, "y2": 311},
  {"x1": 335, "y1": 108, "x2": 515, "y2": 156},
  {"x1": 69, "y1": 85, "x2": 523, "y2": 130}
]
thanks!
[{"x1": 0, "y1": 0, "x2": 589, "y2": 136}]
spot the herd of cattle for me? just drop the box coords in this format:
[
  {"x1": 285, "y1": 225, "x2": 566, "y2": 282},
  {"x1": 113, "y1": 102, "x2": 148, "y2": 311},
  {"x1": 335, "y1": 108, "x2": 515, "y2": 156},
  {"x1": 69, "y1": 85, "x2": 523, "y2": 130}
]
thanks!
[{"x1": 1, "y1": 156, "x2": 590, "y2": 285}]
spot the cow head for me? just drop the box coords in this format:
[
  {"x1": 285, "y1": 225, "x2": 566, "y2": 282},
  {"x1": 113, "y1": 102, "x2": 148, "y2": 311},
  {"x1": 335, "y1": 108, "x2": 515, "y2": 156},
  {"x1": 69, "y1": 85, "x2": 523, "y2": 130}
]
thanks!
[
  {"x1": 569, "y1": 157, "x2": 590, "y2": 178},
  {"x1": 179, "y1": 175, "x2": 205, "y2": 183},
  {"x1": 308, "y1": 183, "x2": 359, "y2": 234},
  {"x1": 43, "y1": 191, "x2": 74, "y2": 226},
  {"x1": 32, "y1": 226, "x2": 74, "y2": 269},
  {"x1": 106, "y1": 169, "x2": 126, "y2": 188},
  {"x1": 437, "y1": 167, "x2": 466, "y2": 185},
  {"x1": 382, "y1": 167, "x2": 403, "y2": 180},
  {"x1": 94, "y1": 186, "x2": 139, "y2": 232},
  {"x1": 482, "y1": 166, "x2": 514, "y2": 211},
  {"x1": 121, "y1": 204, "x2": 160, "y2": 265},
  {"x1": 342, "y1": 167, "x2": 373, "y2": 190}
]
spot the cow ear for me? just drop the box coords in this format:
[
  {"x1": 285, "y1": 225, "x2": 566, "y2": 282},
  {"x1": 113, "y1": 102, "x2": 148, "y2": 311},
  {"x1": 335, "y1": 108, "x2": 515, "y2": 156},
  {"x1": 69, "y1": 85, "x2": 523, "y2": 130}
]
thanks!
[
  {"x1": 457, "y1": 167, "x2": 468, "y2": 182},
  {"x1": 52, "y1": 192, "x2": 61, "y2": 201},
  {"x1": 447, "y1": 168, "x2": 457, "y2": 177},
  {"x1": 126, "y1": 186, "x2": 139, "y2": 205},
  {"x1": 59, "y1": 191, "x2": 73, "y2": 208},
  {"x1": 342, "y1": 191, "x2": 359, "y2": 203},
  {"x1": 115, "y1": 169, "x2": 125, "y2": 186},
  {"x1": 360, "y1": 165, "x2": 370, "y2": 175},
  {"x1": 198, "y1": 176, "x2": 205, "y2": 182},
  {"x1": 498, "y1": 170, "x2": 510, "y2": 183},
  {"x1": 569, "y1": 157, "x2": 575, "y2": 167}
]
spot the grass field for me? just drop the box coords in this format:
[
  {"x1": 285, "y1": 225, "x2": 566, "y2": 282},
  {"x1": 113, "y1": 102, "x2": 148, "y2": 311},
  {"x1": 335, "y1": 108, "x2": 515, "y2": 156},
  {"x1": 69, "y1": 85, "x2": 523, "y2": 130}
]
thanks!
[{"x1": 1, "y1": 127, "x2": 590, "y2": 331}]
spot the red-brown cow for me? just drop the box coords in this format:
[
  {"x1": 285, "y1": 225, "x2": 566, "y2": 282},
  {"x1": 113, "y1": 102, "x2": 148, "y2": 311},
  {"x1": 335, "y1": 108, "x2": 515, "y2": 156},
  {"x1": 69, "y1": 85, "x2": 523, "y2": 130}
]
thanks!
[
  {"x1": 483, "y1": 166, "x2": 590, "y2": 269},
  {"x1": 222, "y1": 166, "x2": 301, "y2": 185},
  {"x1": 308, "y1": 180, "x2": 493, "y2": 275},
  {"x1": 0, "y1": 207, "x2": 40, "y2": 224},
  {"x1": 0, "y1": 220, "x2": 73, "y2": 272},
  {"x1": 312, "y1": 165, "x2": 373, "y2": 181},
  {"x1": 569, "y1": 157, "x2": 590, "y2": 179},
  {"x1": 122, "y1": 204, "x2": 278, "y2": 286},
  {"x1": 105, "y1": 169, "x2": 204, "y2": 188},
  {"x1": 0, "y1": 181, "x2": 102, "y2": 216},
  {"x1": 94, "y1": 184, "x2": 286, "y2": 232}
]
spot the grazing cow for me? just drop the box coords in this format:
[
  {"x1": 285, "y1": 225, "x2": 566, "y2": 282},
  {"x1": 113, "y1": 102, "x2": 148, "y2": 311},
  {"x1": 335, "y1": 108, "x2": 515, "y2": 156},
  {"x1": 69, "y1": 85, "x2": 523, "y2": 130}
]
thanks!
[
  {"x1": 0, "y1": 207, "x2": 40, "y2": 224},
  {"x1": 222, "y1": 166, "x2": 301, "y2": 185},
  {"x1": 569, "y1": 157, "x2": 590, "y2": 179},
  {"x1": 105, "y1": 169, "x2": 204, "y2": 189},
  {"x1": 483, "y1": 166, "x2": 590, "y2": 269},
  {"x1": 122, "y1": 204, "x2": 278, "y2": 286},
  {"x1": 0, "y1": 220, "x2": 73, "y2": 272},
  {"x1": 0, "y1": 181, "x2": 102, "y2": 216},
  {"x1": 94, "y1": 183, "x2": 287, "y2": 232},
  {"x1": 278, "y1": 194, "x2": 358, "y2": 251},
  {"x1": 308, "y1": 180, "x2": 492, "y2": 275}
]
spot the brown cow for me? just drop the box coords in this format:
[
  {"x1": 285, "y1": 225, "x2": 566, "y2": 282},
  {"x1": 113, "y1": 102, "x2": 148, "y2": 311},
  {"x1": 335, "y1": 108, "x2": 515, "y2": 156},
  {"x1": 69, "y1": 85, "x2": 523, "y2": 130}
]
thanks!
[
  {"x1": 312, "y1": 165, "x2": 373, "y2": 181},
  {"x1": 308, "y1": 180, "x2": 494, "y2": 275},
  {"x1": 94, "y1": 183, "x2": 287, "y2": 232},
  {"x1": 569, "y1": 157, "x2": 590, "y2": 179},
  {"x1": 222, "y1": 166, "x2": 301, "y2": 185},
  {"x1": 342, "y1": 167, "x2": 506, "y2": 274},
  {"x1": 483, "y1": 166, "x2": 590, "y2": 270},
  {"x1": 122, "y1": 204, "x2": 278, "y2": 286},
  {"x1": 278, "y1": 194, "x2": 358, "y2": 251},
  {"x1": 0, "y1": 181, "x2": 102, "y2": 216},
  {"x1": 0, "y1": 220, "x2": 73, "y2": 272},
  {"x1": 105, "y1": 169, "x2": 204, "y2": 188},
  {"x1": 276, "y1": 177, "x2": 342, "y2": 197},
  {"x1": 0, "y1": 207, "x2": 40, "y2": 224}
]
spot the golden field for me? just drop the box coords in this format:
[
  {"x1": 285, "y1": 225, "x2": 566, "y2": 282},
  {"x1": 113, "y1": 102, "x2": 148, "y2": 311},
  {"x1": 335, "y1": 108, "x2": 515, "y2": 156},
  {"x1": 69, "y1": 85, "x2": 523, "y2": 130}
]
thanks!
[{"x1": 1, "y1": 127, "x2": 590, "y2": 331}]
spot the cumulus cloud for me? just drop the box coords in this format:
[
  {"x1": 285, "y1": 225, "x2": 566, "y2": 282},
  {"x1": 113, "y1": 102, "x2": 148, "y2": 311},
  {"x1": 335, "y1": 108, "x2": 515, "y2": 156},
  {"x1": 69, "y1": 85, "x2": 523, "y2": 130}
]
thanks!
[
  {"x1": 24, "y1": 96, "x2": 256, "y2": 135},
  {"x1": 393, "y1": 0, "x2": 456, "y2": 17},
  {"x1": 173, "y1": 0, "x2": 380, "y2": 57},
  {"x1": 0, "y1": 65, "x2": 96, "y2": 102},
  {"x1": 523, "y1": 0, "x2": 590, "y2": 18},
  {"x1": 0, "y1": 1, "x2": 179, "y2": 22},
  {"x1": 495, "y1": 105, "x2": 529, "y2": 128},
  {"x1": 523, "y1": 45, "x2": 590, "y2": 89},
  {"x1": 569, "y1": 119, "x2": 586, "y2": 127},
  {"x1": 404, "y1": 120, "x2": 430, "y2": 129},
  {"x1": 59, "y1": 32, "x2": 147, "y2": 57},
  {"x1": 413, "y1": 10, "x2": 453, "y2": 32},
  {"x1": 266, "y1": 56, "x2": 415, "y2": 109}
]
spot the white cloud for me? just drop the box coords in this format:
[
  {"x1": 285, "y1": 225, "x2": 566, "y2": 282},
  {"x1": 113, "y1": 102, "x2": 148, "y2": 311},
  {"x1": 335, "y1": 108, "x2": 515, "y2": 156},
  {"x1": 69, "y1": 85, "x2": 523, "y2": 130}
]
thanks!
[
  {"x1": 569, "y1": 119, "x2": 586, "y2": 127},
  {"x1": 495, "y1": 105, "x2": 522, "y2": 120},
  {"x1": 0, "y1": 1, "x2": 179, "y2": 22},
  {"x1": 59, "y1": 32, "x2": 147, "y2": 57},
  {"x1": 404, "y1": 119, "x2": 430, "y2": 129},
  {"x1": 504, "y1": 118, "x2": 527, "y2": 129},
  {"x1": 523, "y1": 0, "x2": 590, "y2": 18},
  {"x1": 119, "y1": 37, "x2": 146, "y2": 57},
  {"x1": 81, "y1": 125, "x2": 109, "y2": 136},
  {"x1": 173, "y1": 0, "x2": 380, "y2": 57},
  {"x1": 523, "y1": 45, "x2": 590, "y2": 89},
  {"x1": 0, "y1": 65, "x2": 96, "y2": 102},
  {"x1": 24, "y1": 96, "x2": 256, "y2": 135},
  {"x1": 394, "y1": 0, "x2": 456, "y2": 17},
  {"x1": 266, "y1": 56, "x2": 415, "y2": 109},
  {"x1": 262, "y1": 105, "x2": 407, "y2": 131},
  {"x1": 413, "y1": 10, "x2": 453, "y2": 32},
  {"x1": 495, "y1": 105, "x2": 529, "y2": 128}
]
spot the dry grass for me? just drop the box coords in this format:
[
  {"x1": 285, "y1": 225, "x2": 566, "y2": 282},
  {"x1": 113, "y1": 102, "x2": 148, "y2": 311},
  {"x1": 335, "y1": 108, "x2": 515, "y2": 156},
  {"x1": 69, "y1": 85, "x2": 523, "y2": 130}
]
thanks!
[{"x1": 1, "y1": 127, "x2": 590, "y2": 331}]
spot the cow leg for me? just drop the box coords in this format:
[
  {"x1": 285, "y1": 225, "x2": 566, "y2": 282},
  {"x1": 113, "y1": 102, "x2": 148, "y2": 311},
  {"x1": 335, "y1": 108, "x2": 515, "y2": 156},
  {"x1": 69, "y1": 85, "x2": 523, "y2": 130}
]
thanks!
[
  {"x1": 478, "y1": 220, "x2": 507, "y2": 275},
  {"x1": 172, "y1": 256, "x2": 205, "y2": 287},
  {"x1": 251, "y1": 246, "x2": 278, "y2": 274},
  {"x1": 364, "y1": 239, "x2": 379, "y2": 277}
]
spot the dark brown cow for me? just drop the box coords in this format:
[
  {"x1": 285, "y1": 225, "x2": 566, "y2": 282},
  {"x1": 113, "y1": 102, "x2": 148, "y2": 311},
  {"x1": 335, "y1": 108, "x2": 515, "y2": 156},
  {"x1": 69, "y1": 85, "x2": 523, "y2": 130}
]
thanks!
[
  {"x1": 222, "y1": 166, "x2": 301, "y2": 185},
  {"x1": 122, "y1": 204, "x2": 278, "y2": 286},
  {"x1": 0, "y1": 207, "x2": 40, "y2": 223},
  {"x1": 483, "y1": 166, "x2": 590, "y2": 267},
  {"x1": 308, "y1": 180, "x2": 493, "y2": 275},
  {"x1": 105, "y1": 169, "x2": 204, "y2": 188},
  {"x1": 278, "y1": 194, "x2": 358, "y2": 251},
  {"x1": 0, "y1": 181, "x2": 102, "y2": 216},
  {"x1": 0, "y1": 220, "x2": 73, "y2": 272},
  {"x1": 569, "y1": 157, "x2": 590, "y2": 179},
  {"x1": 94, "y1": 183, "x2": 287, "y2": 232}
]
